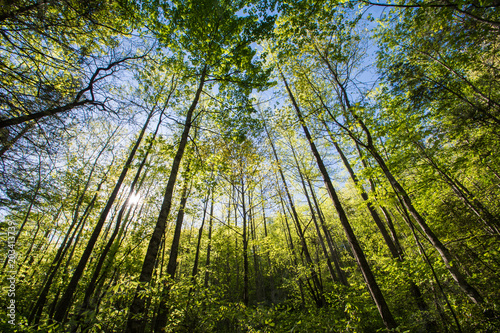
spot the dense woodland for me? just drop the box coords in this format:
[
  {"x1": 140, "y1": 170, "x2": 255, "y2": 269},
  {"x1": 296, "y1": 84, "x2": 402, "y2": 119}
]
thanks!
[{"x1": 1, "y1": 0, "x2": 500, "y2": 332}]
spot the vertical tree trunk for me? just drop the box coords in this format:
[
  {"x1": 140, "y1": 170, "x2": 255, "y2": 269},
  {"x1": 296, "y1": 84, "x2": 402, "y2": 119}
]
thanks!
[
  {"x1": 260, "y1": 184, "x2": 276, "y2": 302},
  {"x1": 262, "y1": 116, "x2": 324, "y2": 307},
  {"x1": 289, "y1": 140, "x2": 338, "y2": 283},
  {"x1": 233, "y1": 183, "x2": 240, "y2": 301},
  {"x1": 241, "y1": 176, "x2": 250, "y2": 306},
  {"x1": 53, "y1": 107, "x2": 156, "y2": 324},
  {"x1": 249, "y1": 194, "x2": 264, "y2": 302},
  {"x1": 154, "y1": 173, "x2": 191, "y2": 332},
  {"x1": 280, "y1": 70, "x2": 397, "y2": 330},
  {"x1": 306, "y1": 177, "x2": 349, "y2": 286},
  {"x1": 204, "y1": 193, "x2": 215, "y2": 288},
  {"x1": 126, "y1": 66, "x2": 207, "y2": 333},
  {"x1": 190, "y1": 189, "x2": 211, "y2": 283}
]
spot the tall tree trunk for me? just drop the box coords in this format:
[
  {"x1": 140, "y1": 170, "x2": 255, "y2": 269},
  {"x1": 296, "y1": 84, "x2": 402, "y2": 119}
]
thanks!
[
  {"x1": 289, "y1": 140, "x2": 338, "y2": 283},
  {"x1": 306, "y1": 177, "x2": 349, "y2": 286},
  {"x1": 204, "y1": 193, "x2": 215, "y2": 288},
  {"x1": 262, "y1": 116, "x2": 324, "y2": 307},
  {"x1": 241, "y1": 177, "x2": 250, "y2": 306},
  {"x1": 380, "y1": 206, "x2": 404, "y2": 257},
  {"x1": 53, "y1": 108, "x2": 156, "y2": 324},
  {"x1": 233, "y1": 184, "x2": 240, "y2": 301},
  {"x1": 126, "y1": 65, "x2": 207, "y2": 333},
  {"x1": 154, "y1": 173, "x2": 191, "y2": 332},
  {"x1": 312, "y1": 44, "x2": 484, "y2": 305},
  {"x1": 280, "y1": 69, "x2": 397, "y2": 330},
  {"x1": 249, "y1": 194, "x2": 264, "y2": 302},
  {"x1": 260, "y1": 184, "x2": 276, "y2": 303},
  {"x1": 189, "y1": 189, "x2": 211, "y2": 284}
]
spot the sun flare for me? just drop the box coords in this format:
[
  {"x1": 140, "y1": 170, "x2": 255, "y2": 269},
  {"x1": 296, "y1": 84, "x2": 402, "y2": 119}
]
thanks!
[{"x1": 128, "y1": 192, "x2": 141, "y2": 205}]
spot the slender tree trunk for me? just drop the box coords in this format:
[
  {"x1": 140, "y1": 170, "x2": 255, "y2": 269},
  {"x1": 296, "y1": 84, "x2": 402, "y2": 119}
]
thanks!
[
  {"x1": 280, "y1": 70, "x2": 397, "y2": 330},
  {"x1": 53, "y1": 108, "x2": 155, "y2": 324},
  {"x1": 154, "y1": 173, "x2": 191, "y2": 332},
  {"x1": 312, "y1": 46, "x2": 484, "y2": 304},
  {"x1": 380, "y1": 206, "x2": 404, "y2": 257},
  {"x1": 249, "y1": 194, "x2": 264, "y2": 302},
  {"x1": 241, "y1": 177, "x2": 250, "y2": 306},
  {"x1": 225, "y1": 189, "x2": 234, "y2": 300},
  {"x1": 126, "y1": 66, "x2": 207, "y2": 333},
  {"x1": 204, "y1": 193, "x2": 215, "y2": 288},
  {"x1": 289, "y1": 140, "x2": 338, "y2": 283},
  {"x1": 233, "y1": 184, "x2": 240, "y2": 301},
  {"x1": 262, "y1": 116, "x2": 324, "y2": 307},
  {"x1": 32, "y1": 148, "x2": 114, "y2": 325},
  {"x1": 260, "y1": 184, "x2": 276, "y2": 302},
  {"x1": 190, "y1": 189, "x2": 211, "y2": 284},
  {"x1": 306, "y1": 177, "x2": 349, "y2": 286},
  {"x1": 21, "y1": 217, "x2": 43, "y2": 265}
]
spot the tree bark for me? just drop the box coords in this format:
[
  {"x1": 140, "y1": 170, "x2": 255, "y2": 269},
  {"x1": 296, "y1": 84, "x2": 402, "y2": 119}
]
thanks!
[
  {"x1": 125, "y1": 65, "x2": 207, "y2": 333},
  {"x1": 280, "y1": 69, "x2": 397, "y2": 330},
  {"x1": 53, "y1": 108, "x2": 155, "y2": 323},
  {"x1": 289, "y1": 140, "x2": 338, "y2": 284},
  {"x1": 263, "y1": 116, "x2": 324, "y2": 307},
  {"x1": 204, "y1": 192, "x2": 214, "y2": 288},
  {"x1": 306, "y1": 177, "x2": 349, "y2": 286},
  {"x1": 154, "y1": 173, "x2": 191, "y2": 332},
  {"x1": 312, "y1": 46, "x2": 484, "y2": 304}
]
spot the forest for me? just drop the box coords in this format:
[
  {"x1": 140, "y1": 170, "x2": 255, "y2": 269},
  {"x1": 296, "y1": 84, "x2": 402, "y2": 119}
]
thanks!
[{"x1": 1, "y1": 0, "x2": 499, "y2": 332}]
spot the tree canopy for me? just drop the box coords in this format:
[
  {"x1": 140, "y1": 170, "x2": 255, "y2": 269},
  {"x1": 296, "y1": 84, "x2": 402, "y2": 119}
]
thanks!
[{"x1": 1, "y1": 0, "x2": 499, "y2": 332}]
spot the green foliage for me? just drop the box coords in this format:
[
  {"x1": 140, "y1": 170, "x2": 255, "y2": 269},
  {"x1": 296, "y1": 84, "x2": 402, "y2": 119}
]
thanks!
[{"x1": 2, "y1": 1, "x2": 500, "y2": 333}]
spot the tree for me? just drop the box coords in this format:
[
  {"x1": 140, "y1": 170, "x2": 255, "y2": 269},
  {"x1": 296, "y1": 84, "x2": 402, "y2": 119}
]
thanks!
[
  {"x1": 125, "y1": 1, "x2": 274, "y2": 331},
  {"x1": 279, "y1": 68, "x2": 398, "y2": 330}
]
